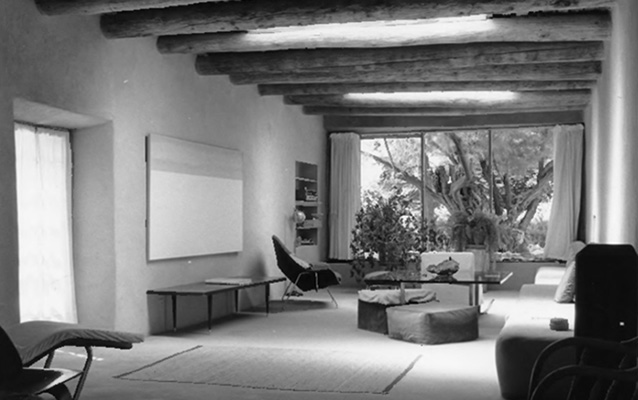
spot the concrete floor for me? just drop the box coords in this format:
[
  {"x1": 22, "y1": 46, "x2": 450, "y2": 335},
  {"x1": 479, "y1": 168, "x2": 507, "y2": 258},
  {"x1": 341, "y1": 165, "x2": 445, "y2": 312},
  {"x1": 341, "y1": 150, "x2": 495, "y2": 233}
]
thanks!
[{"x1": 44, "y1": 287, "x2": 517, "y2": 400}]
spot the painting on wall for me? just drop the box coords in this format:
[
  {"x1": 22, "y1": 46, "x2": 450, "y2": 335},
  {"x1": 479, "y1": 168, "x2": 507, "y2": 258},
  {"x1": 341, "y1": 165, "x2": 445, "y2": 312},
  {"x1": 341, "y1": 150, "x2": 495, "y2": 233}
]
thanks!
[{"x1": 146, "y1": 134, "x2": 243, "y2": 261}]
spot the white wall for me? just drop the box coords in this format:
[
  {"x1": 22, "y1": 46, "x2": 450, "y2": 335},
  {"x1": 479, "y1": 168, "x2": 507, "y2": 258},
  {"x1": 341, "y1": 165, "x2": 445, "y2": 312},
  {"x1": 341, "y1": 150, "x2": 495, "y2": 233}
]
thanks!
[
  {"x1": 0, "y1": 0, "x2": 327, "y2": 333},
  {"x1": 584, "y1": 0, "x2": 638, "y2": 247}
]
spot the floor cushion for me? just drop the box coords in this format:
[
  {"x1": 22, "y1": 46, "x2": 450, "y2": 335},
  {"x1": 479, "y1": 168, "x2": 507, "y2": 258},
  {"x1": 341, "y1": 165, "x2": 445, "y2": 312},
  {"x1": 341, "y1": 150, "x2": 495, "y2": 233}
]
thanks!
[
  {"x1": 357, "y1": 289, "x2": 436, "y2": 334},
  {"x1": 387, "y1": 302, "x2": 479, "y2": 345}
]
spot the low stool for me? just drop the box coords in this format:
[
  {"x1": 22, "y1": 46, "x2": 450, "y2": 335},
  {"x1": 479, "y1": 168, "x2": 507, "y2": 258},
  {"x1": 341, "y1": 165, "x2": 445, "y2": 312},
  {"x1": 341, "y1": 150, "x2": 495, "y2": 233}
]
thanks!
[
  {"x1": 357, "y1": 288, "x2": 436, "y2": 334},
  {"x1": 387, "y1": 302, "x2": 479, "y2": 344}
]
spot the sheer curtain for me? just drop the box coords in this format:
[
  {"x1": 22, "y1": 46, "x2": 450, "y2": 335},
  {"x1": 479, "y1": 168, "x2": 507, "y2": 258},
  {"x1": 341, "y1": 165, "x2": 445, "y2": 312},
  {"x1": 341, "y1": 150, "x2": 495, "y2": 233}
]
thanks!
[
  {"x1": 544, "y1": 124, "x2": 584, "y2": 260},
  {"x1": 329, "y1": 133, "x2": 361, "y2": 259},
  {"x1": 15, "y1": 123, "x2": 77, "y2": 323}
]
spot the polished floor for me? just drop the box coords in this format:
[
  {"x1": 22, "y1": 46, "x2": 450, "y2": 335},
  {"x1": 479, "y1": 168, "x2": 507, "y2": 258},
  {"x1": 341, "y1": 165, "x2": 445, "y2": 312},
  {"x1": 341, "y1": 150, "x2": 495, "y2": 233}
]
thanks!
[{"x1": 46, "y1": 287, "x2": 517, "y2": 400}]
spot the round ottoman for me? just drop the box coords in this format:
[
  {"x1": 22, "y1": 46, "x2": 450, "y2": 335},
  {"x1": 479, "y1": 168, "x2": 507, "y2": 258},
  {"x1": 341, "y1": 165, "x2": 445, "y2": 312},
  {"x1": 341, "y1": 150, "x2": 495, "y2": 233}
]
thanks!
[{"x1": 386, "y1": 302, "x2": 479, "y2": 345}]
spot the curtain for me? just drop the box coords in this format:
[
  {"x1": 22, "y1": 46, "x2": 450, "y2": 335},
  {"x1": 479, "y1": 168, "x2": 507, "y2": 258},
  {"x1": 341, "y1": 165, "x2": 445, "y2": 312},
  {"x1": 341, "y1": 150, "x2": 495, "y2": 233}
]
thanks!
[
  {"x1": 544, "y1": 124, "x2": 584, "y2": 260},
  {"x1": 329, "y1": 133, "x2": 361, "y2": 260},
  {"x1": 15, "y1": 123, "x2": 77, "y2": 323}
]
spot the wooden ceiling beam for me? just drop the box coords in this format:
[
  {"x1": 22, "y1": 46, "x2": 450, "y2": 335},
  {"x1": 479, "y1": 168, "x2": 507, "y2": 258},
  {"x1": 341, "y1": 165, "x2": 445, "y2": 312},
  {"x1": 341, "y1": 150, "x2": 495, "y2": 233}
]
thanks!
[
  {"x1": 323, "y1": 111, "x2": 585, "y2": 133},
  {"x1": 226, "y1": 61, "x2": 602, "y2": 85},
  {"x1": 159, "y1": 13, "x2": 610, "y2": 53},
  {"x1": 258, "y1": 81, "x2": 597, "y2": 96},
  {"x1": 284, "y1": 90, "x2": 591, "y2": 108},
  {"x1": 195, "y1": 41, "x2": 604, "y2": 76},
  {"x1": 99, "y1": 0, "x2": 613, "y2": 39},
  {"x1": 33, "y1": 0, "x2": 225, "y2": 15},
  {"x1": 303, "y1": 105, "x2": 585, "y2": 116}
]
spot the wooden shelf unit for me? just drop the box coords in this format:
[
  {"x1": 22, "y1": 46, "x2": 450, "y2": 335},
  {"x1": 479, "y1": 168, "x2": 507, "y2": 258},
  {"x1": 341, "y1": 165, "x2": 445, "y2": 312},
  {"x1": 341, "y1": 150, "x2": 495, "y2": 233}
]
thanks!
[{"x1": 295, "y1": 161, "x2": 321, "y2": 247}]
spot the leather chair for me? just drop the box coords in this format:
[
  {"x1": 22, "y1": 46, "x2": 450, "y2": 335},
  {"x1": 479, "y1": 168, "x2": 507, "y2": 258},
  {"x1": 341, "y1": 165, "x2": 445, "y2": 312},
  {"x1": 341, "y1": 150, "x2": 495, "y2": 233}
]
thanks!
[{"x1": 272, "y1": 235, "x2": 341, "y2": 307}]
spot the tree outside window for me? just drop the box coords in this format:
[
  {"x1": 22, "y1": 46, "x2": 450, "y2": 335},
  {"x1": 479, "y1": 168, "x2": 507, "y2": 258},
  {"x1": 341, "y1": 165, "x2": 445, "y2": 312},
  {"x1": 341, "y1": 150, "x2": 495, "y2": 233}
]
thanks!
[{"x1": 359, "y1": 126, "x2": 555, "y2": 261}]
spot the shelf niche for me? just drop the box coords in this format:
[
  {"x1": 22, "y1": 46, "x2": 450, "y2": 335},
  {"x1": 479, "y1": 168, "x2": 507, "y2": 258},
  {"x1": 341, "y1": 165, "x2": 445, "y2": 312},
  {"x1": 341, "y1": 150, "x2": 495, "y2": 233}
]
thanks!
[{"x1": 294, "y1": 161, "x2": 321, "y2": 248}]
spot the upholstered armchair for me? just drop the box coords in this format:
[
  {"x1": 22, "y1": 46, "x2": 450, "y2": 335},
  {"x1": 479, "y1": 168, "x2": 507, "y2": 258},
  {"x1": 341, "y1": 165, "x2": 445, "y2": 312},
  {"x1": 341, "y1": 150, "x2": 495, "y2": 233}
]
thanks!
[{"x1": 271, "y1": 235, "x2": 341, "y2": 307}]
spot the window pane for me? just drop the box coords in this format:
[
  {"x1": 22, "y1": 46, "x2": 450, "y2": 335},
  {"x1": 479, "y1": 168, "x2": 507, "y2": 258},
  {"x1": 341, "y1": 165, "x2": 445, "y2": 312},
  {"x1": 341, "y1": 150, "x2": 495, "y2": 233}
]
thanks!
[
  {"x1": 423, "y1": 130, "x2": 490, "y2": 217},
  {"x1": 360, "y1": 136, "x2": 422, "y2": 215},
  {"x1": 492, "y1": 127, "x2": 554, "y2": 259}
]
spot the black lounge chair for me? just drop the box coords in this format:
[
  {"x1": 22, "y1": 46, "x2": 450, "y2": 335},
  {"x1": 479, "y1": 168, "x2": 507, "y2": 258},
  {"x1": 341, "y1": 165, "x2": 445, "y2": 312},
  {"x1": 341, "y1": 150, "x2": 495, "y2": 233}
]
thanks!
[
  {"x1": 272, "y1": 235, "x2": 341, "y2": 307},
  {"x1": 2, "y1": 321, "x2": 143, "y2": 400},
  {"x1": 1, "y1": 324, "x2": 81, "y2": 400}
]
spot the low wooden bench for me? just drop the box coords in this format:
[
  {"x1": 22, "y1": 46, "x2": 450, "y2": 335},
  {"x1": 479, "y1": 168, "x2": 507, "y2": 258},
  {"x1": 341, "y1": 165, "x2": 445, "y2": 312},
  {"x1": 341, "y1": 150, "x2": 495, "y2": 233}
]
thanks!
[{"x1": 147, "y1": 276, "x2": 285, "y2": 332}]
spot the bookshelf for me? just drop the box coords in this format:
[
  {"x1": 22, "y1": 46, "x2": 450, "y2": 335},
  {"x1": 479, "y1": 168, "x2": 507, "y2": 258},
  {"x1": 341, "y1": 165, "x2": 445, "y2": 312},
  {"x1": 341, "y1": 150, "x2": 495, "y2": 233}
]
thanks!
[{"x1": 294, "y1": 161, "x2": 321, "y2": 248}]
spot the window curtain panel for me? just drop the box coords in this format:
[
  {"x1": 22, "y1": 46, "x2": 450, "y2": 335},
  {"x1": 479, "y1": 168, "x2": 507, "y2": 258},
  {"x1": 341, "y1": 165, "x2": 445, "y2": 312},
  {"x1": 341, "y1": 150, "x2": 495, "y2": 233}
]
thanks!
[
  {"x1": 544, "y1": 124, "x2": 584, "y2": 260},
  {"x1": 329, "y1": 133, "x2": 361, "y2": 260},
  {"x1": 15, "y1": 123, "x2": 77, "y2": 323}
]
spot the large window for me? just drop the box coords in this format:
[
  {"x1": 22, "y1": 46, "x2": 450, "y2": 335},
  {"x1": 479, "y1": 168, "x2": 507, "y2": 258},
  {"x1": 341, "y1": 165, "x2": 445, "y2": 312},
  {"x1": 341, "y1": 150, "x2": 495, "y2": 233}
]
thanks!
[
  {"x1": 360, "y1": 127, "x2": 555, "y2": 261},
  {"x1": 15, "y1": 122, "x2": 77, "y2": 322}
]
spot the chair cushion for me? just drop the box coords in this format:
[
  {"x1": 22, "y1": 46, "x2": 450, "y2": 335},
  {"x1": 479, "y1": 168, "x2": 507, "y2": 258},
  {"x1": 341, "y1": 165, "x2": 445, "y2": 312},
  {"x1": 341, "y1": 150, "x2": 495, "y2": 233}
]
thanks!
[{"x1": 6, "y1": 321, "x2": 143, "y2": 366}]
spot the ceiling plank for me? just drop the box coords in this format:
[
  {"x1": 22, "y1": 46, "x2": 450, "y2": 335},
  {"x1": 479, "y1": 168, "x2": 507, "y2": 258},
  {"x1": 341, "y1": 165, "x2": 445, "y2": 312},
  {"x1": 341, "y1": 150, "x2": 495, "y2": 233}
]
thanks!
[
  {"x1": 323, "y1": 111, "x2": 584, "y2": 133},
  {"x1": 259, "y1": 81, "x2": 597, "y2": 96},
  {"x1": 303, "y1": 105, "x2": 585, "y2": 116},
  {"x1": 33, "y1": 0, "x2": 227, "y2": 15},
  {"x1": 159, "y1": 13, "x2": 610, "y2": 53},
  {"x1": 226, "y1": 61, "x2": 602, "y2": 85},
  {"x1": 284, "y1": 90, "x2": 591, "y2": 108},
  {"x1": 195, "y1": 41, "x2": 604, "y2": 76},
  {"x1": 100, "y1": 0, "x2": 613, "y2": 38}
]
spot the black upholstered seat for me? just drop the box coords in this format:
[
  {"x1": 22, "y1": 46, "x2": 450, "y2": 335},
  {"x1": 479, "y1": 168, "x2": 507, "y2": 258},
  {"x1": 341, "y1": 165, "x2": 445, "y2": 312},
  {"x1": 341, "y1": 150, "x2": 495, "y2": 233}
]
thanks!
[
  {"x1": 272, "y1": 235, "x2": 341, "y2": 306},
  {"x1": 0, "y1": 324, "x2": 81, "y2": 400}
]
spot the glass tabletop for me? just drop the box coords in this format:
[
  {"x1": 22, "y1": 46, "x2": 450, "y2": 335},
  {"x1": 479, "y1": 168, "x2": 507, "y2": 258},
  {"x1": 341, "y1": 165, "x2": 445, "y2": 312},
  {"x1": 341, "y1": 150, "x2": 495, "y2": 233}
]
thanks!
[{"x1": 363, "y1": 269, "x2": 513, "y2": 286}]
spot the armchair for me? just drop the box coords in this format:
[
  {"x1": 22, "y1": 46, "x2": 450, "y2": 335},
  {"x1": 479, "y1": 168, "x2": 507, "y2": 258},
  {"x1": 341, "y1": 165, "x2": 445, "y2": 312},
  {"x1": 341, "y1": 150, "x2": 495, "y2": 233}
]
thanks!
[
  {"x1": 528, "y1": 336, "x2": 638, "y2": 400},
  {"x1": 271, "y1": 235, "x2": 341, "y2": 307}
]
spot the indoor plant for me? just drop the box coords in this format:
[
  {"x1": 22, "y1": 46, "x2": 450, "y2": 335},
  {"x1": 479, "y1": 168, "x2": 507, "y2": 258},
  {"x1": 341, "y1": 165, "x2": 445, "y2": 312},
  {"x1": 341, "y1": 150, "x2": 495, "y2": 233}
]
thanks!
[
  {"x1": 349, "y1": 189, "x2": 421, "y2": 283},
  {"x1": 449, "y1": 210, "x2": 500, "y2": 252}
]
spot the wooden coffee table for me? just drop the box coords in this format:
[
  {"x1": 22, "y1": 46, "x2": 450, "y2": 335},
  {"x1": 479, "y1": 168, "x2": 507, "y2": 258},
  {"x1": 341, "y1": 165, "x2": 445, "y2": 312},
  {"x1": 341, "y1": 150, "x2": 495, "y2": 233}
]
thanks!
[{"x1": 147, "y1": 276, "x2": 286, "y2": 332}]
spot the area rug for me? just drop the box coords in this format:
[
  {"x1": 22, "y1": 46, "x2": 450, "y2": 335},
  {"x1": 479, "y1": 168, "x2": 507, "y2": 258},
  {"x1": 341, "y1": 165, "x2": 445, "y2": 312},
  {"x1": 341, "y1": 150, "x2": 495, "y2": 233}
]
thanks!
[{"x1": 116, "y1": 345, "x2": 421, "y2": 394}]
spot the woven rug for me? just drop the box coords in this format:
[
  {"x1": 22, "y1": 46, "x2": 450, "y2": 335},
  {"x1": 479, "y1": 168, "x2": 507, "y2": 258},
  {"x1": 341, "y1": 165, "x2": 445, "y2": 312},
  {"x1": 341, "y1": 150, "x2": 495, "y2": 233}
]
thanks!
[{"x1": 116, "y1": 345, "x2": 421, "y2": 394}]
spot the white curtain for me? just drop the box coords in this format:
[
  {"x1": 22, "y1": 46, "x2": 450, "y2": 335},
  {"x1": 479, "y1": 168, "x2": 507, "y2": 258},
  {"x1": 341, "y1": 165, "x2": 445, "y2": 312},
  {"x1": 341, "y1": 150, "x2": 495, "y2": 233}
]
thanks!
[
  {"x1": 15, "y1": 123, "x2": 77, "y2": 323},
  {"x1": 329, "y1": 133, "x2": 361, "y2": 259},
  {"x1": 544, "y1": 124, "x2": 584, "y2": 260}
]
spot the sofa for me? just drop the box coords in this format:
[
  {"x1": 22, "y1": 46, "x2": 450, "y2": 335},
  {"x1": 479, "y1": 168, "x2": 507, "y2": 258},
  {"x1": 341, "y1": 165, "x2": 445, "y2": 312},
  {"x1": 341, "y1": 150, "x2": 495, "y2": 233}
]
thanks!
[{"x1": 495, "y1": 266, "x2": 576, "y2": 400}]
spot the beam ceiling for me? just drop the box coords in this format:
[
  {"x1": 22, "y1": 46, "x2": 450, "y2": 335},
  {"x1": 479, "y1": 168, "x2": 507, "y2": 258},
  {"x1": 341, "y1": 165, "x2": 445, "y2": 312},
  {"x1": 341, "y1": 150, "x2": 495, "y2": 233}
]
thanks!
[
  {"x1": 33, "y1": 0, "x2": 616, "y2": 131},
  {"x1": 157, "y1": 13, "x2": 610, "y2": 53}
]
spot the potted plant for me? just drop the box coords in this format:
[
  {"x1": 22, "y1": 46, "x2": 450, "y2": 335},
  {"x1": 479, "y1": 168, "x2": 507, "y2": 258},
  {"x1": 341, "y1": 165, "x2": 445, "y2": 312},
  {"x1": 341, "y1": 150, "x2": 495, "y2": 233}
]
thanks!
[
  {"x1": 349, "y1": 189, "x2": 421, "y2": 283},
  {"x1": 449, "y1": 210, "x2": 500, "y2": 252}
]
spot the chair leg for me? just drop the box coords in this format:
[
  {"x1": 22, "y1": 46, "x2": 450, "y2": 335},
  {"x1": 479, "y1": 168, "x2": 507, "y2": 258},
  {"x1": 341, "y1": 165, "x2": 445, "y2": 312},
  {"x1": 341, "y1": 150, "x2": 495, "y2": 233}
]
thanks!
[
  {"x1": 71, "y1": 346, "x2": 93, "y2": 400},
  {"x1": 281, "y1": 280, "x2": 295, "y2": 301},
  {"x1": 44, "y1": 383, "x2": 73, "y2": 400},
  {"x1": 326, "y1": 288, "x2": 338, "y2": 308}
]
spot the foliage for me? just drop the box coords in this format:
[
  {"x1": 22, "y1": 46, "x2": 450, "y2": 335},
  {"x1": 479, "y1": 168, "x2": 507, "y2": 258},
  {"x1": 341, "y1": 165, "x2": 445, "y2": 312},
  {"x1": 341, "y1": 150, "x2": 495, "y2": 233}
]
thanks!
[
  {"x1": 360, "y1": 127, "x2": 557, "y2": 256},
  {"x1": 448, "y1": 210, "x2": 500, "y2": 252},
  {"x1": 419, "y1": 217, "x2": 451, "y2": 252},
  {"x1": 350, "y1": 189, "x2": 422, "y2": 282}
]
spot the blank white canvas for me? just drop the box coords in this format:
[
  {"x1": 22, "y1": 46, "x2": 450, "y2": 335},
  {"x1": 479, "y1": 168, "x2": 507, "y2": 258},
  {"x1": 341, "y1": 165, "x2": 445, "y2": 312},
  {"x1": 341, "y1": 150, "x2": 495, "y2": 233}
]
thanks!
[{"x1": 147, "y1": 134, "x2": 243, "y2": 260}]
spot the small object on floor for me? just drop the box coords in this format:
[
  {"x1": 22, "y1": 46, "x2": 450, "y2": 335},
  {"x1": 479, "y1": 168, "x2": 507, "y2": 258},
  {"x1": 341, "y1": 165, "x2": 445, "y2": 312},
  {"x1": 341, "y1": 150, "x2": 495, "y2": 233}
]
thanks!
[
  {"x1": 549, "y1": 317, "x2": 569, "y2": 331},
  {"x1": 288, "y1": 289, "x2": 303, "y2": 297}
]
